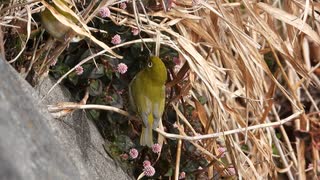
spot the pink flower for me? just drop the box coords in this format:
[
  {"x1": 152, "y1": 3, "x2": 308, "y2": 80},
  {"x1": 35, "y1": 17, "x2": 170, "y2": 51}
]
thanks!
[
  {"x1": 143, "y1": 165, "x2": 155, "y2": 177},
  {"x1": 143, "y1": 160, "x2": 151, "y2": 167},
  {"x1": 117, "y1": 89, "x2": 124, "y2": 95},
  {"x1": 99, "y1": 6, "x2": 110, "y2": 18},
  {"x1": 106, "y1": 95, "x2": 113, "y2": 101},
  {"x1": 167, "y1": 0, "x2": 174, "y2": 10},
  {"x1": 111, "y1": 34, "x2": 121, "y2": 45},
  {"x1": 117, "y1": 63, "x2": 128, "y2": 74},
  {"x1": 173, "y1": 57, "x2": 181, "y2": 66},
  {"x1": 217, "y1": 147, "x2": 226, "y2": 157},
  {"x1": 152, "y1": 143, "x2": 162, "y2": 154},
  {"x1": 120, "y1": 153, "x2": 129, "y2": 160},
  {"x1": 120, "y1": 2, "x2": 127, "y2": 9},
  {"x1": 178, "y1": 172, "x2": 186, "y2": 179},
  {"x1": 227, "y1": 167, "x2": 235, "y2": 175},
  {"x1": 50, "y1": 59, "x2": 58, "y2": 66},
  {"x1": 131, "y1": 27, "x2": 139, "y2": 36},
  {"x1": 75, "y1": 65, "x2": 84, "y2": 75},
  {"x1": 129, "y1": 148, "x2": 139, "y2": 159},
  {"x1": 192, "y1": 0, "x2": 201, "y2": 6}
]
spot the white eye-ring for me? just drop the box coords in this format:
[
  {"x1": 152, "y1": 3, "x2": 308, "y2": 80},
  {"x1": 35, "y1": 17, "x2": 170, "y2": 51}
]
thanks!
[{"x1": 148, "y1": 61, "x2": 153, "y2": 67}]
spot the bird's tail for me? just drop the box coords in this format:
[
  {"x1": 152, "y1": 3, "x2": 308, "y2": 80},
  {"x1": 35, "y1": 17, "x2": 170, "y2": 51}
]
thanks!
[
  {"x1": 140, "y1": 114, "x2": 154, "y2": 147},
  {"x1": 140, "y1": 126, "x2": 153, "y2": 147}
]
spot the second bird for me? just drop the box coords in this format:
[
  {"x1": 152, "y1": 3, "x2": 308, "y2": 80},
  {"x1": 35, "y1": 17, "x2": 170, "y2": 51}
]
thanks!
[{"x1": 129, "y1": 56, "x2": 167, "y2": 147}]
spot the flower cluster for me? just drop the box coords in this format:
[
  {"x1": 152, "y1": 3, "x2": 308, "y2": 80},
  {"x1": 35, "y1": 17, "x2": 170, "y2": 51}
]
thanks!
[
  {"x1": 178, "y1": 172, "x2": 186, "y2": 179},
  {"x1": 143, "y1": 160, "x2": 155, "y2": 177},
  {"x1": 228, "y1": 167, "x2": 235, "y2": 175},
  {"x1": 120, "y1": 2, "x2": 127, "y2": 9},
  {"x1": 119, "y1": 153, "x2": 129, "y2": 160},
  {"x1": 111, "y1": 34, "x2": 121, "y2": 45},
  {"x1": 129, "y1": 148, "x2": 138, "y2": 159},
  {"x1": 117, "y1": 63, "x2": 128, "y2": 74},
  {"x1": 217, "y1": 146, "x2": 226, "y2": 157},
  {"x1": 192, "y1": 0, "x2": 201, "y2": 6},
  {"x1": 173, "y1": 57, "x2": 181, "y2": 66},
  {"x1": 143, "y1": 160, "x2": 151, "y2": 167},
  {"x1": 152, "y1": 143, "x2": 162, "y2": 154},
  {"x1": 75, "y1": 65, "x2": 84, "y2": 75},
  {"x1": 50, "y1": 59, "x2": 58, "y2": 66},
  {"x1": 99, "y1": 6, "x2": 110, "y2": 18},
  {"x1": 131, "y1": 27, "x2": 139, "y2": 36}
]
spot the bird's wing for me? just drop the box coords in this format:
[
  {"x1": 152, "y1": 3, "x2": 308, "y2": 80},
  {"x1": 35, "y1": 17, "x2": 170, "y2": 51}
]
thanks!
[
  {"x1": 129, "y1": 73, "x2": 152, "y2": 127},
  {"x1": 152, "y1": 85, "x2": 165, "y2": 129},
  {"x1": 128, "y1": 76, "x2": 137, "y2": 112}
]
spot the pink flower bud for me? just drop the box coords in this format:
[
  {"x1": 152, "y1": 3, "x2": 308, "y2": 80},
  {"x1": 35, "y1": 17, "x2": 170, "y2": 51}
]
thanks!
[
  {"x1": 99, "y1": 6, "x2": 110, "y2": 18},
  {"x1": 120, "y1": 2, "x2": 127, "y2": 9},
  {"x1": 143, "y1": 165, "x2": 155, "y2": 177},
  {"x1": 217, "y1": 146, "x2": 227, "y2": 157},
  {"x1": 111, "y1": 34, "x2": 121, "y2": 45},
  {"x1": 117, "y1": 63, "x2": 128, "y2": 74},
  {"x1": 131, "y1": 27, "x2": 139, "y2": 36},
  {"x1": 120, "y1": 153, "x2": 129, "y2": 160},
  {"x1": 178, "y1": 172, "x2": 186, "y2": 179},
  {"x1": 75, "y1": 65, "x2": 84, "y2": 75},
  {"x1": 50, "y1": 59, "x2": 57, "y2": 66},
  {"x1": 129, "y1": 148, "x2": 139, "y2": 159},
  {"x1": 192, "y1": 0, "x2": 201, "y2": 6},
  {"x1": 152, "y1": 143, "x2": 162, "y2": 154},
  {"x1": 173, "y1": 57, "x2": 181, "y2": 66},
  {"x1": 143, "y1": 160, "x2": 151, "y2": 167},
  {"x1": 228, "y1": 167, "x2": 235, "y2": 175}
]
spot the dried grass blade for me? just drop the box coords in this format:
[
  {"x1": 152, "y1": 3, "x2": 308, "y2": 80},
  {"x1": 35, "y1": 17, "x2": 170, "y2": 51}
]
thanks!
[
  {"x1": 257, "y1": 2, "x2": 320, "y2": 45},
  {"x1": 41, "y1": 0, "x2": 121, "y2": 58},
  {"x1": 177, "y1": 38, "x2": 225, "y2": 112}
]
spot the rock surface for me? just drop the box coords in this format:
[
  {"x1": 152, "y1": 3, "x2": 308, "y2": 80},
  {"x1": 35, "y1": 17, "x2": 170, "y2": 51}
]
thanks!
[{"x1": 0, "y1": 59, "x2": 131, "y2": 180}]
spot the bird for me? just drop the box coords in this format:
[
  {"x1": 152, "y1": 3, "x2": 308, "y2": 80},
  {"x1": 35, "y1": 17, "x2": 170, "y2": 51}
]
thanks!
[
  {"x1": 40, "y1": 0, "x2": 82, "y2": 42},
  {"x1": 129, "y1": 56, "x2": 167, "y2": 147}
]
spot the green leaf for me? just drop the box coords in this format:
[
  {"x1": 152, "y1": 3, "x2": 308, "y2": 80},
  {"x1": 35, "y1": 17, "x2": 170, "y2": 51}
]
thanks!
[
  {"x1": 68, "y1": 71, "x2": 79, "y2": 85},
  {"x1": 87, "y1": 109, "x2": 100, "y2": 121},
  {"x1": 105, "y1": 67, "x2": 114, "y2": 80},
  {"x1": 198, "y1": 96, "x2": 208, "y2": 105},
  {"x1": 52, "y1": 64, "x2": 70, "y2": 78},
  {"x1": 276, "y1": 132, "x2": 281, "y2": 139},
  {"x1": 164, "y1": 168, "x2": 173, "y2": 176},
  {"x1": 89, "y1": 64, "x2": 105, "y2": 79},
  {"x1": 114, "y1": 135, "x2": 135, "y2": 151},
  {"x1": 89, "y1": 79, "x2": 103, "y2": 96}
]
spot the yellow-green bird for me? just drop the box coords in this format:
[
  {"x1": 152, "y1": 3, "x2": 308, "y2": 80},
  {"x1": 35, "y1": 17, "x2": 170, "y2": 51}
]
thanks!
[
  {"x1": 40, "y1": 0, "x2": 82, "y2": 42},
  {"x1": 129, "y1": 56, "x2": 167, "y2": 147}
]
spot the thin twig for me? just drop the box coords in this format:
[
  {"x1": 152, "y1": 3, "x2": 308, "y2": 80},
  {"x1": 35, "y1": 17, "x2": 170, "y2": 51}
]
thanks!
[
  {"x1": 48, "y1": 103, "x2": 134, "y2": 119},
  {"x1": 156, "y1": 110, "x2": 302, "y2": 141},
  {"x1": 48, "y1": 103, "x2": 303, "y2": 141}
]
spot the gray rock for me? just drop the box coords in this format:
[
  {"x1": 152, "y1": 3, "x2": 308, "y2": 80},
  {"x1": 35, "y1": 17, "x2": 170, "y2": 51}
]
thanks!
[{"x1": 0, "y1": 59, "x2": 131, "y2": 180}]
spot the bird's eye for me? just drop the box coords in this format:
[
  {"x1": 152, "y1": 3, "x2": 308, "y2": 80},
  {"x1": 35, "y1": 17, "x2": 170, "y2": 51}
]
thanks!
[{"x1": 148, "y1": 61, "x2": 153, "y2": 67}]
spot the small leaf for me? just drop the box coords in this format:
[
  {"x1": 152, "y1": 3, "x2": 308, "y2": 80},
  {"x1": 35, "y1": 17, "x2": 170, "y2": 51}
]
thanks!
[
  {"x1": 164, "y1": 168, "x2": 173, "y2": 176},
  {"x1": 109, "y1": 92, "x2": 124, "y2": 108},
  {"x1": 115, "y1": 135, "x2": 135, "y2": 151},
  {"x1": 52, "y1": 64, "x2": 70, "y2": 78},
  {"x1": 89, "y1": 64, "x2": 105, "y2": 79},
  {"x1": 68, "y1": 71, "x2": 79, "y2": 85},
  {"x1": 89, "y1": 79, "x2": 103, "y2": 96},
  {"x1": 87, "y1": 109, "x2": 100, "y2": 121}
]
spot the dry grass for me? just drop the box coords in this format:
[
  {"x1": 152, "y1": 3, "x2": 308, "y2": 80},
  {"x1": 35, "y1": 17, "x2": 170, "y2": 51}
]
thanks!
[{"x1": 1, "y1": 0, "x2": 320, "y2": 179}]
